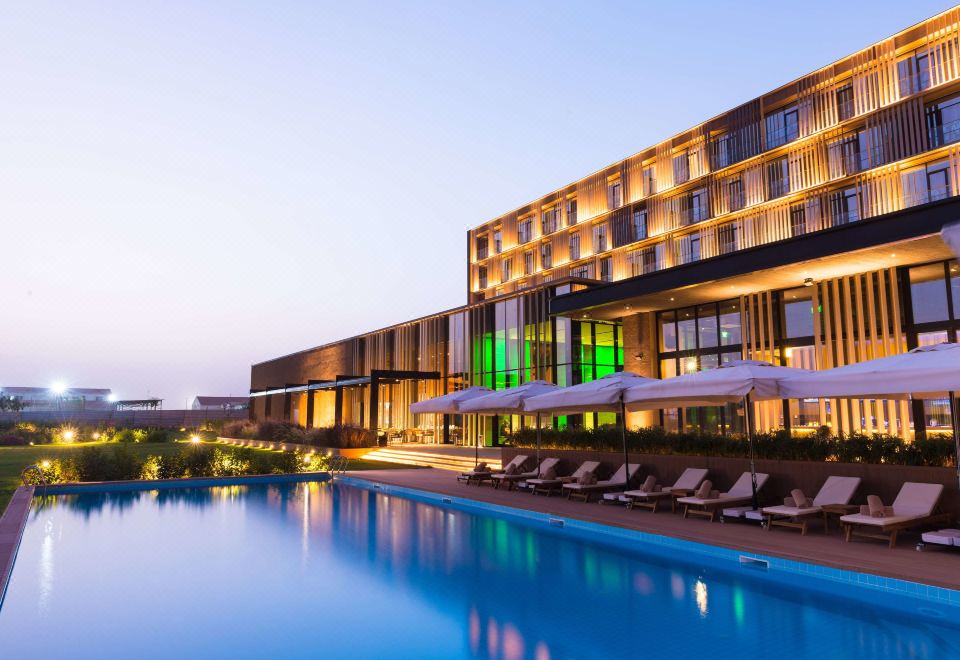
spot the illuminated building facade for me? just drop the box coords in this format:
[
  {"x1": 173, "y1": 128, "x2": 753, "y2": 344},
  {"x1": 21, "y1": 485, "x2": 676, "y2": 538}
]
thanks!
[{"x1": 252, "y1": 9, "x2": 960, "y2": 441}]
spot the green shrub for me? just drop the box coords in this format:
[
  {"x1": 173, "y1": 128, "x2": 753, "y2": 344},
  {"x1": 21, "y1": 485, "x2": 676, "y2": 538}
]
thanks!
[
  {"x1": 143, "y1": 429, "x2": 171, "y2": 443},
  {"x1": 114, "y1": 429, "x2": 143, "y2": 443},
  {"x1": 505, "y1": 426, "x2": 957, "y2": 468}
]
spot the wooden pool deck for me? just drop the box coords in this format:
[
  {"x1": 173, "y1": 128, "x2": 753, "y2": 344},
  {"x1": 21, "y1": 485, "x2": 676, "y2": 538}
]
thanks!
[{"x1": 345, "y1": 468, "x2": 960, "y2": 591}]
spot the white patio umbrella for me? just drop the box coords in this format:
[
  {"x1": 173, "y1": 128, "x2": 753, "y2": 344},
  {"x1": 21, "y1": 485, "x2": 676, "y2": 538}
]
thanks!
[
  {"x1": 460, "y1": 380, "x2": 561, "y2": 469},
  {"x1": 409, "y1": 386, "x2": 492, "y2": 465},
  {"x1": 940, "y1": 221, "x2": 960, "y2": 259},
  {"x1": 779, "y1": 343, "x2": 960, "y2": 486},
  {"x1": 623, "y1": 360, "x2": 812, "y2": 509},
  {"x1": 524, "y1": 372, "x2": 658, "y2": 480}
]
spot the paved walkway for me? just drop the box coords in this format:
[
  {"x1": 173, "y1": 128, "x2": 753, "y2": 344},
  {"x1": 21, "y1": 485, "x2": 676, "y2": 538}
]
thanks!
[{"x1": 345, "y1": 468, "x2": 960, "y2": 590}]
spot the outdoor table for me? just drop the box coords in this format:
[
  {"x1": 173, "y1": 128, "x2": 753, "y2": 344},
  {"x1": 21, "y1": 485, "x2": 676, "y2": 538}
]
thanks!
[
  {"x1": 821, "y1": 503, "x2": 860, "y2": 534},
  {"x1": 670, "y1": 488, "x2": 696, "y2": 513}
]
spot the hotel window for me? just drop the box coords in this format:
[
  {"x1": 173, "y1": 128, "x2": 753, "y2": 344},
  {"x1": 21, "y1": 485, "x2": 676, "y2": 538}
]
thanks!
[
  {"x1": 571, "y1": 264, "x2": 591, "y2": 279},
  {"x1": 476, "y1": 235, "x2": 489, "y2": 260},
  {"x1": 790, "y1": 202, "x2": 807, "y2": 236},
  {"x1": 631, "y1": 207, "x2": 647, "y2": 241},
  {"x1": 764, "y1": 104, "x2": 799, "y2": 149},
  {"x1": 909, "y1": 262, "x2": 952, "y2": 325},
  {"x1": 523, "y1": 250, "x2": 534, "y2": 276},
  {"x1": 830, "y1": 187, "x2": 859, "y2": 224},
  {"x1": 782, "y1": 287, "x2": 815, "y2": 338},
  {"x1": 672, "y1": 152, "x2": 690, "y2": 184},
  {"x1": 829, "y1": 130, "x2": 869, "y2": 178},
  {"x1": 642, "y1": 167, "x2": 656, "y2": 196},
  {"x1": 493, "y1": 229, "x2": 502, "y2": 254},
  {"x1": 540, "y1": 209, "x2": 557, "y2": 235},
  {"x1": 501, "y1": 257, "x2": 512, "y2": 282},
  {"x1": 717, "y1": 222, "x2": 738, "y2": 255},
  {"x1": 901, "y1": 160, "x2": 951, "y2": 207},
  {"x1": 599, "y1": 256, "x2": 613, "y2": 282},
  {"x1": 629, "y1": 244, "x2": 662, "y2": 276},
  {"x1": 836, "y1": 83, "x2": 855, "y2": 121},
  {"x1": 712, "y1": 133, "x2": 733, "y2": 169},
  {"x1": 767, "y1": 156, "x2": 790, "y2": 199},
  {"x1": 607, "y1": 179, "x2": 622, "y2": 209},
  {"x1": 927, "y1": 94, "x2": 960, "y2": 148},
  {"x1": 689, "y1": 188, "x2": 709, "y2": 223},
  {"x1": 569, "y1": 231, "x2": 581, "y2": 260},
  {"x1": 566, "y1": 198, "x2": 578, "y2": 225},
  {"x1": 727, "y1": 177, "x2": 744, "y2": 211},
  {"x1": 478, "y1": 266, "x2": 488, "y2": 289},
  {"x1": 657, "y1": 300, "x2": 744, "y2": 433},
  {"x1": 518, "y1": 218, "x2": 533, "y2": 244},
  {"x1": 592, "y1": 223, "x2": 608, "y2": 253},
  {"x1": 523, "y1": 250, "x2": 533, "y2": 275},
  {"x1": 540, "y1": 242, "x2": 552, "y2": 269},
  {"x1": 898, "y1": 49, "x2": 931, "y2": 97},
  {"x1": 681, "y1": 233, "x2": 701, "y2": 264}
]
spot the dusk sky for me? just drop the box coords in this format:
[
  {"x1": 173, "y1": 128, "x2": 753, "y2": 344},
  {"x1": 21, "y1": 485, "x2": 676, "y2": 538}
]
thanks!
[{"x1": 1, "y1": 1, "x2": 951, "y2": 406}]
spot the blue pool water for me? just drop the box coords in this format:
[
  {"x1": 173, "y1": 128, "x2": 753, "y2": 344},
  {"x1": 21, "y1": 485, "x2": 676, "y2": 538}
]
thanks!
[{"x1": 1, "y1": 479, "x2": 958, "y2": 659}]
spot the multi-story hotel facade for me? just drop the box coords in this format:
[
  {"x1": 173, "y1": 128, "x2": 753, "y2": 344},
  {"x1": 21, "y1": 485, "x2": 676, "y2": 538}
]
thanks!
[{"x1": 251, "y1": 8, "x2": 960, "y2": 444}]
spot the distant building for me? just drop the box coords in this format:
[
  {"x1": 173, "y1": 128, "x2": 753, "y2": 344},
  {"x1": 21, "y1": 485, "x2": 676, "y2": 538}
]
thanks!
[
  {"x1": 191, "y1": 396, "x2": 249, "y2": 411},
  {"x1": 0, "y1": 386, "x2": 115, "y2": 411}
]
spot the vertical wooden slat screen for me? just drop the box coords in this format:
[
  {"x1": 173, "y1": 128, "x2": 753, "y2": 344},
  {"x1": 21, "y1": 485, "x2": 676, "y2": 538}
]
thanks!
[
  {"x1": 688, "y1": 126, "x2": 709, "y2": 179},
  {"x1": 625, "y1": 154, "x2": 647, "y2": 204},
  {"x1": 575, "y1": 172, "x2": 608, "y2": 224},
  {"x1": 851, "y1": 37, "x2": 900, "y2": 117},
  {"x1": 797, "y1": 65, "x2": 839, "y2": 136},
  {"x1": 856, "y1": 164, "x2": 903, "y2": 219},
  {"x1": 807, "y1": 267, "x2": 913, "y2": 438},
  {"x1": 925, "y1": 7, "x2": 960, "y2": 88},
  {"x1": 654, "y1": 141, "x2": 674, "y2": 193},
  {"x1": 787, "y1": 136, "x2": 829, "y2": 193},
  {"x1": 864, "y1": 97, "x2": 927, "y2": 166}
]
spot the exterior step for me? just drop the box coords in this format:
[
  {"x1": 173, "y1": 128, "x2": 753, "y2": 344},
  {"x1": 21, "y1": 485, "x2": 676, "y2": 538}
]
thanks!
[{"x1": 363, "y1": 448, "x2": 501, "y2": 472}]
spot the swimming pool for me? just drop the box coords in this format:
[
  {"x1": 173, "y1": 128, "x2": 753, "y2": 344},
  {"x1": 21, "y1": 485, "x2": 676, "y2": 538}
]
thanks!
[{"x1": 1, "y1": 477, "x2": 958, "y2": 659}]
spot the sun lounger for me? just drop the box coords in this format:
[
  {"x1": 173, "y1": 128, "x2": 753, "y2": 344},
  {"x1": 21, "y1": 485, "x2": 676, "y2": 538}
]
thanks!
[
  {"x1": 562, "y1": 463, "x2": 642, "y2": 503},
  {"x1": 610, "y1": 467, "x2": 709, "y2": 512},
  {"x1": 491, "y1": 457, "x2": 560, "y2": 491},
  {"x1": 759, "y1": 476, "x2": 861, "y2": 534},
  {"x1": 458, "y1": 455, "x2": 528, "y2": 486},
  {"x1": 525, "y1": 461, "x2": 600, "y2": 496},
  {"x1": 840, "y1": 482, "x2": 948, "y2": 548},
  {"x1": 678, "y1": 472, "x2": 770, "y2": 522}
]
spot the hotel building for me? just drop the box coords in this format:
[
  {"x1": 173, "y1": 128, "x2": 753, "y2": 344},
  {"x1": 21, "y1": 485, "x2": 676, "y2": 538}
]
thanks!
[{"x1": 251, "y1": 8, "x2": 960, "y2": 444}]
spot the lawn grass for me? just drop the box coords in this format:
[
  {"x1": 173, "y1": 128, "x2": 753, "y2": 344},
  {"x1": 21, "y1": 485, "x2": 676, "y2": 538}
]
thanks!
[{"x1": 0, "y1": 441, "x2": 413, "y2": 514}]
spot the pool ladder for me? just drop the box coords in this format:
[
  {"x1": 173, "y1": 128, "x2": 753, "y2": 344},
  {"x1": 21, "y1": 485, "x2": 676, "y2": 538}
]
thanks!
[
  {"x1": 329, "y1": 455, "x2": 351, "y2": 475},
  {"x1": 21, "y1": 464, "x2": 48, "y2": 487}
]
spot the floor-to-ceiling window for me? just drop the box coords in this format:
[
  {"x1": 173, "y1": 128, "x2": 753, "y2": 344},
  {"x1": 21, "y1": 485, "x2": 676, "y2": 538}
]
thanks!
[{"x1": 656, "y1": 300, "x2": 743, "y2": 434}]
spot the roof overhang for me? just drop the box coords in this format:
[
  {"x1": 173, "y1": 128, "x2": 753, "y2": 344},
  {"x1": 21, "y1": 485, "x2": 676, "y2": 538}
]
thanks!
[{"x1": 551, "y1": 197, "x2": 960, "y2": 321}]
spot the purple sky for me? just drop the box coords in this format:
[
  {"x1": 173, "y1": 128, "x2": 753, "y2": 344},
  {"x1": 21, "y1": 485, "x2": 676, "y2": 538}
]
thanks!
[{"x1": 0, "y1": 1, "x2": 950, "y2": 406}]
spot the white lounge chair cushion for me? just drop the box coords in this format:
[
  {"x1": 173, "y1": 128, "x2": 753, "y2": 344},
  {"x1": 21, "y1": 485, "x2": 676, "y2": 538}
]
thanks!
[
  {"x1": 722, "y1": 506, "x2": 755, "y2": 518},
  {"x1": 921, "y1": 529, "x2": 960, "y2": 546},
  {"x1": 670, "y1": 468, "x2": 709, "y2": 491},
  {"x1": 678, "y1": 473, "x2": 769, "y2": 507},
  {"x1": 839, "y1": 512, "x2": 928, "y2": 527},
  {"x1": 762, "y1": 504, "x2": 821, "y2": 517},
  {"x1": 891, "y1": 482, "x2": 944, "y2": 517},
  {"x1": 811, "y1": 476, "x2": 861, "y2": 506}
]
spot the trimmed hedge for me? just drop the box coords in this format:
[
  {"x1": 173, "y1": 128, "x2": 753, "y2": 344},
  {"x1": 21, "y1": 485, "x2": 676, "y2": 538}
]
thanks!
[
  {"x1": 221, "y1": 420, "x2": 377, "y2": 449},
  {"x1": 27, "y1": 444, "x2": 323, "y2": 485},
  {"x1": 506, "y1": 426, "x2": 957, "y2": 468}
]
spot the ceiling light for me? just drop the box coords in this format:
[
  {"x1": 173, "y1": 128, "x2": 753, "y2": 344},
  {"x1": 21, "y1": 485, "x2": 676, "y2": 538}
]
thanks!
[{"x1": 803, "y1": 278, "x2": 814, "y2": 287}]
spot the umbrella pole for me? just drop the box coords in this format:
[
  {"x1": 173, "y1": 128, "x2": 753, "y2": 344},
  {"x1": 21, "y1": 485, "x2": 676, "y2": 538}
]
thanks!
[
  {"x1": 475, "y1": 416, "x2": 480, "y2": 467},
  {"x1": 620, "y1": 398, "x2": 629, "y2": 481},
  {"x1": 951, "y1": 391, "x2": 960, "y2": 489},
  {"x1": 536, "y1": 412, "x2": 542, "y2": 476},
  {"x1": 744, "y1": 393, "x2": 759, "y2": 510}
]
